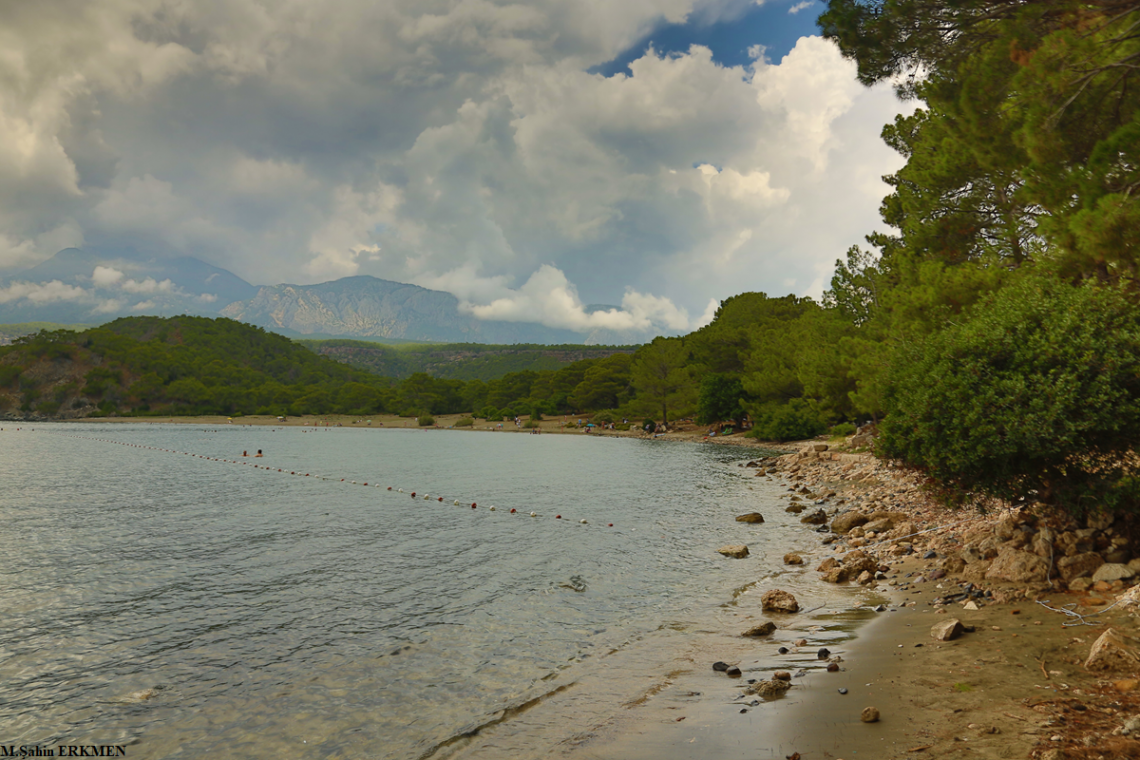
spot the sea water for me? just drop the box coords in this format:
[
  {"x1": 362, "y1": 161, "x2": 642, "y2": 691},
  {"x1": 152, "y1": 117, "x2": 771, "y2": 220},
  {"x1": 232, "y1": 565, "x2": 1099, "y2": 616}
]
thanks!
[{"x1": 0, "y1": 423, "x2": 862, "y2": 758}]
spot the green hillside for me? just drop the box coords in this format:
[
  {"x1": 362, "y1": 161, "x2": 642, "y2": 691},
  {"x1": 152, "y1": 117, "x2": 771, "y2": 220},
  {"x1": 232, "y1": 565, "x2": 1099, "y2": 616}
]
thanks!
[{"x1": 300, "y1": 339, "x2": 637, "y2": 381}]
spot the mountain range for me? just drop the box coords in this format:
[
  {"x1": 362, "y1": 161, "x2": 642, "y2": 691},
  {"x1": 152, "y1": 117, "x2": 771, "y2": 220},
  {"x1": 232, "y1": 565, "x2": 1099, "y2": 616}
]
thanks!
[{"x1": 0, "y1": 248, "x2": 650, "y2": 345}]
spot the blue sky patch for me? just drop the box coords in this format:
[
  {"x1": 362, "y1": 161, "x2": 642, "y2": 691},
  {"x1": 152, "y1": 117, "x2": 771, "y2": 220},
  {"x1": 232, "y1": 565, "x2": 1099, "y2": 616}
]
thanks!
[{"x1": 591, "y1": 0, "x2": 823, "y2": 77}]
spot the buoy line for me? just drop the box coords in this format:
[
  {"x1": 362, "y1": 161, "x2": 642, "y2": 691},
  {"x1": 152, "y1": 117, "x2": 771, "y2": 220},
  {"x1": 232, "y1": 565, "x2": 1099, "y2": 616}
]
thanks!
[{"x1": 42, "y1": 431, "x2": 615, "y2": 528}]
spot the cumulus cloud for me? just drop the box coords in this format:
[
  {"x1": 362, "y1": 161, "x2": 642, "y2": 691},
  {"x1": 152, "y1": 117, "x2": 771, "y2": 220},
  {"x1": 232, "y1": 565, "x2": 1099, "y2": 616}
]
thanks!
[
  {"x1": 0, "y1": 280, "x2": 89, "y2": 304},
  {"x1": 0, "y1": 0, "x2": 910, "y2": 336},
  {"x1": 788, "y1": 1, "x2": 814, "y2": 14}
]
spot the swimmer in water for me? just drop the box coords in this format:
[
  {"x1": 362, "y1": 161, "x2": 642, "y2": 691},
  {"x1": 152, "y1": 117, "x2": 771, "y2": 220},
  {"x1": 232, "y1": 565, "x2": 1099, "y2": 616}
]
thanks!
[{"x1": 255, "y1": 449, "x2": 263, "y2": 457}]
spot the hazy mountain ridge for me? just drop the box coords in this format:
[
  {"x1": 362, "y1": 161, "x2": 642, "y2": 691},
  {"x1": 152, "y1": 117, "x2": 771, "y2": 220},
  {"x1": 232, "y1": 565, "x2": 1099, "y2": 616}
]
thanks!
[
  {"x1": 221, "y1": 276, "x2": 620, "y2": 344},
  {"x1": 4, "y1": 249, "x2": 662, "y2": 345}
]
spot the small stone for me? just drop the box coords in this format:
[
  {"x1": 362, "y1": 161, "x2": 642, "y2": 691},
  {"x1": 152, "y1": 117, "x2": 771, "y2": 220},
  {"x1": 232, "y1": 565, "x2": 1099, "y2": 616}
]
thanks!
[
  {"x1": 800, "y1": 509, "x2": 828, "y2": 525},
  {"x1": 783, "y1": 553, "x2": 804, "y2": 565},
  {"x1": 736, "y1": 512, "x2": 765, "y2": 524},
  {"x1": 725, "y1": 666, "x2": 742, "y2": 677},
  {"x1": 838, "y1": 688, "x2": 848, "y2": 694},
  {"x1": 1086, "y1": 628, "x2": 1140, "y2": 671},
  {"x1": 923, "y1": 550, "x2": 937, "y2": 559},
  {"x1": 749, "y1": 679, "x2": 792, "y2": 699},
  {"x1": 773, "y1": 671, "x2": 791, "y2": 681},
  {"x1": 794, "y1": 638, "x2": 808, "y2": 647},
  {"x1": 1114, "y1": 679, "x2": 1139, "y2": 692},
  {"x1": 1092, "y1": 563, "x2": 1136, "y2": 583},
  {"x1": 827, "y1": 663, "x2": 839, "y2": 672},
  {"x1": 931, "y1": 618, "x2": 965, "y2": 642},
  {"x1": 817, "y1": 648, "x2": 831, "y2": 660},
  {"x1": 712, "y1": 661, "x2": 729, "y2": 672},
  {"x1": 777, "y1": 646, "x2": 789, "y2": 654},
  {"x1": 761, "y1": 589, "x2": 800, "y2": 613},
  {"x1": 861, "y1": 706, "x2": 880, "y2": 723},
  {"x1": 743, "y1": 621, "x2": 777, "y2": 637},
  {"x1": 718, "y1": 545, "x2": 749, "y2": 559}
]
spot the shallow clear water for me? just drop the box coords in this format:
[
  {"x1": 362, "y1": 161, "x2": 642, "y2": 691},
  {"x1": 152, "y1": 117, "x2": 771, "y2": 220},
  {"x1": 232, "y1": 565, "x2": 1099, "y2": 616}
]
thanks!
[{"x1": 0, "y1": 423, "x2": 852, "y2": 757}]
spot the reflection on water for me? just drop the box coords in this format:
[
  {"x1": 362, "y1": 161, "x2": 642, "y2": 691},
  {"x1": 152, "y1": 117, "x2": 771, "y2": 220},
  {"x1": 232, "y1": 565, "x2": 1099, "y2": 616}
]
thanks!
[{"x1": 0, "y1": 424, "x2": 859, "y2": 758}]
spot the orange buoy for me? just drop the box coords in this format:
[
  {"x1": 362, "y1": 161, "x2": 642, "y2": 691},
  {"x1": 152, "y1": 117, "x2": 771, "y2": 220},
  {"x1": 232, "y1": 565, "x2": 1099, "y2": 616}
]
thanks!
[
  {"x1": 387, "y1": 487, "x2": 392, "y2": 491},
  {"x1": 555, "y1": 515, "x2": 562, "y2": 519}
]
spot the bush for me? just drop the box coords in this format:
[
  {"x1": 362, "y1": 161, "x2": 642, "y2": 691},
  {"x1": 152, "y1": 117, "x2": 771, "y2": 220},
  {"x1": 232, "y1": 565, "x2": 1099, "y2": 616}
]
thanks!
[
  {"x1": 643, "y1": 418, "x2": 656, "y2": 432},
  {"x1": 417, "y1": 413, "x2": 435, "y2": 427},
  {"x1": 593, "y1": 410, "x2": 616, "y2": 424},
  {"x1": 523, "y1": 419, "x2": 540, "y2": 428},
  {"x1": 749, "y1": 399, "x2": 827, "y2": 442},
  {"x1": 479, "y1": 406, "x2": 500, "y2": 421},
  {"x1": 454, "y1": 416, "x2": 475, "y2": 427},
  {"x1": 880, "y1": 277, "x2": 1140, "y2": 516},
  {"x1": 830, "y1": 422, "x2": 857, "y2": 438}
]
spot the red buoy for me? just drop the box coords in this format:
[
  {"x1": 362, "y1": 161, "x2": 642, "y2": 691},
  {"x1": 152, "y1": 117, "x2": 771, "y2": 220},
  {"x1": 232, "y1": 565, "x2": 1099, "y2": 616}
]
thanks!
[
  {"x1": 387, "y1": 487, "x2": 392, "y2": 491},
  {"x1": 556, "y1": 515, "x2": 562, "y2": 519},
  {"x1": 608, "y1": 523, "x2": 613, "y2": 527},
  {"x1": 471, "y1": 503, "x2": 477, "y2": 508},
  {"x1": 411, "y1": 492, "x2": 417, "y2": 498},
  {"x1": 510, "y1": 508, "x2": 516, "y2": 513},
  {"x1": 438, "y1": 497, "x2": 443, "y2": 502}
]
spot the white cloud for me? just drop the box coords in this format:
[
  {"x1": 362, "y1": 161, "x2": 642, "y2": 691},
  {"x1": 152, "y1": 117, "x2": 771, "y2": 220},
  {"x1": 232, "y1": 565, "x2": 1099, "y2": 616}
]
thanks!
[
  {"x1": 461, "y1": 264, "x2": 698, "y2": 332},
  {"x1": 0, "y1": 0, "x2": 910, "y2": 333},
  {"x1": 0, "y1": 280, "x2": 89, "y2": 304},
  {"x1": 788, "y1": 1, "x2": 814, "y2": 14},
  {"x1": 92, "y1": 266, "x2": 125, "y2": 287},
  {"x1": 130, "y1": 299, "x2": 156, "y2": 311},
  {"x1": 120, "y1": 276, "x2": 175, "y2": 294}
]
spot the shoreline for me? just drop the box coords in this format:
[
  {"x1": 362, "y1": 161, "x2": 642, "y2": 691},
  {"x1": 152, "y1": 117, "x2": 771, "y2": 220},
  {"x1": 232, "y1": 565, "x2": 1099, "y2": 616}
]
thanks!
[{"x1": 58, "y1": 412, "x2": 789, "y2": 448}]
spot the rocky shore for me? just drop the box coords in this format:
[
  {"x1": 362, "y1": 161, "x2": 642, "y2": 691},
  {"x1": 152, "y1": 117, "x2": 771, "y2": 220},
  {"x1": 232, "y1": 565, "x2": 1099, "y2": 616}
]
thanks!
[{"x1": 548, "y1": 440, "x2": 1140, "y2": 760}]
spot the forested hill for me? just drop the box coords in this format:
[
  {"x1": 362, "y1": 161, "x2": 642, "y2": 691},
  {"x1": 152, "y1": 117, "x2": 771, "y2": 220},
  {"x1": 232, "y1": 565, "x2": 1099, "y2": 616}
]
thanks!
[
  {"x1": 0, "y1": 316, "x2": 390, "y2": 418},
  {"x1": 300, "y1": 339, "x2": 636, "y2": 381}
]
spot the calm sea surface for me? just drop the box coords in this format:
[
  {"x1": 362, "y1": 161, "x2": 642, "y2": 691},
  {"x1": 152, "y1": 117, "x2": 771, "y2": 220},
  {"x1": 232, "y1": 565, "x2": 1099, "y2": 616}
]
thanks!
[{"x1": 0, "y1": 423, "x2": 860, "y2": 758}]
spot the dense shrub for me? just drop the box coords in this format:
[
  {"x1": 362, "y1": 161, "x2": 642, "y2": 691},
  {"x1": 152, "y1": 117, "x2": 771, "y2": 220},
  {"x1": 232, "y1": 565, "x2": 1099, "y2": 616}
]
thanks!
[
  {"x1": 830, "y1": 422, "x2": 857, "y2": 438},
  {"x1": 749, "y1": 399, "x2": 827, "y2": 442},
  {"x1": 417, "y1": 413, "x2": 435, "y2": 427},
  {"x1": 454, "y1": 416, "x2": 475, "y2": 427},
  {"x1": 880, "y1": 277, "x2": 1140, "y2": 516}
]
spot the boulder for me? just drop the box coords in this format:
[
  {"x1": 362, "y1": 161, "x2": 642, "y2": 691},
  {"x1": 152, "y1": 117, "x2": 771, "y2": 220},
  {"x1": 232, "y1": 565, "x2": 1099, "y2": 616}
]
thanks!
[
  {"x1": 817, "y1": 557, "x2": 841, "y2": 572},
  {"x1": 761, "y1": 589, "x2": 800, "y2": 613},
  {"x1": 931, "y1": 618, "x2": 965, "y2": 642},
  {"x1": 862, "y1": 517, "x2": 897, "y2": 534},
  {"x1": 1085, "y1": 628, "x2": 1140, "y2": 671},
  {"x1": 856, "y1": 570, "x2": 875, "y2": 585},
  {"x1": 842, "y1": 550, "x2": 878, "y2": 576},
  {"x1": 736, "y1": 512, "x2": 765, "y2": 524},
  {"x1": 831, "y1": 512, "x2": 869, "y2": 534},
  {"x1": 1057, "y1": 552, "x2": 1104, "y2": 582},
  {"x1": 813, "y1": 444, "x2": 829, "y2": 452},
  {"x1": 785, "y1": 504, "x2": 806, "y2": 514},
  {"x1": 800, "y1": 509, "x2": 828, "y2": 525},
  {"x1": 1093, "y1": 563, "x2": 1136, "y2": 582},
  {"x1": 783, "y1": 553, "x2": 804, "y2": 565},
  {"x1": 743, "y1": 622, "x2": 777, "y2": 637},
  {"x1": 985, "y1": 547, "x2": 1050, "y2": 583},
  {"x1": 718, "y1": 545, "x2": 749, "y2": 559}
]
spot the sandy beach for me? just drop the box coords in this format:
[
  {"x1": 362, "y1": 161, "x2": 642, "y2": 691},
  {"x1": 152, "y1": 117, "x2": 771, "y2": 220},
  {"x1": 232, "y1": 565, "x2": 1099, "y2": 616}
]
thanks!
[{"x1": 63, "y1": 414, "x2": 1140, "y2": 759}]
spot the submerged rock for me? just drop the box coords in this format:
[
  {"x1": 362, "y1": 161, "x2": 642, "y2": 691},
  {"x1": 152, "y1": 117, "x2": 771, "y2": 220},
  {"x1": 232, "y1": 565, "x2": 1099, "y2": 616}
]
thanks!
[
  {"x1": 718, "y1": 545, "x2": 749, "y2": 559},
  {"x1": 736, "y1": 512, "x2": 765, "y2": 524},
  {"x1": 743, "y1": 621, "x2": 777, "y2": 637},
  {"x1": 761, "y1": 589, "x2": 800, "y2": 613}
]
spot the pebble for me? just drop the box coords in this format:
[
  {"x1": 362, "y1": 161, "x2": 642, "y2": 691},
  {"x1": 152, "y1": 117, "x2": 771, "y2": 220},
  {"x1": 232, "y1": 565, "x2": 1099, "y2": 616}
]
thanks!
[
  {"x1": 827, "y1": 662, "x2": 840, "y2": 672},
  {"x1": 777, "y1": 647, "x2": 789, "y2": 654},
  {"x1": 861, "y1": 706, "x2": 880, "y2": 723},
  {"x1": 817, "y1": 648, "x2": 831, "y2": 659},
  {"x1": 794, "y1": 639, "x2": 808, "y2": 647},
  {"x1": 725, "y1": 666, "x2": 742, "y2": 677},
  {"x1": 838, "y1": 688, "x2": 848, "y2": 694},
  {"x1": 924, "y1": 550, "x2": 937, "y2": 559},
  {"x1": 713, "y1": 661, "x2": 729, "y2": 672}
]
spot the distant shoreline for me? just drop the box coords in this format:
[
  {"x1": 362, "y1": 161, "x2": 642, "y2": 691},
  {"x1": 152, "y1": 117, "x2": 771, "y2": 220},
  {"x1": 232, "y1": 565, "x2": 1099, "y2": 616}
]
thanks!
[{"x1": 63, "y1": 412, "x2": 786, "y2": 449}]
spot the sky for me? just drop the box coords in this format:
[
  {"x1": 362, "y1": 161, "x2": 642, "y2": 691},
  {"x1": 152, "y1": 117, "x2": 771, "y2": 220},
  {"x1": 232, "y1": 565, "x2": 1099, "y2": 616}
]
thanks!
[{"x1": 0, "y1": 0, "x2": 911, "y2": 336}]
